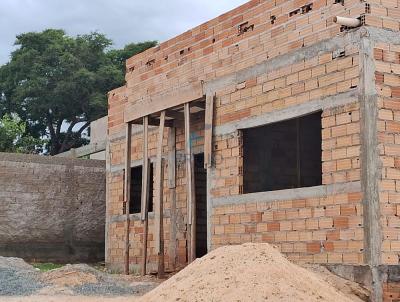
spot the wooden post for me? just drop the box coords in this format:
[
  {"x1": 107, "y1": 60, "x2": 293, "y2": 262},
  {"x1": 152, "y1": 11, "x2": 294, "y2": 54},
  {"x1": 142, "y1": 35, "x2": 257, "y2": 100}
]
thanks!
[
  {"x1": 141, "y1": 116, "x2": 150, "y2": 276},
  {"x1": 155, "y1": 111, "x2": 166, "y2": 278},
  {"x1": 204, "y1": 94, "x2": 215, "y2": 169},
  {"x1": 184, "y1": 103, "x2": 196, "y2": 263},
  {"x1": 168, "y1": 127, "x2": 177, "y2": 270},
  {"x1": 124, "y1": 122, "x2": 132, "y2": 275}
]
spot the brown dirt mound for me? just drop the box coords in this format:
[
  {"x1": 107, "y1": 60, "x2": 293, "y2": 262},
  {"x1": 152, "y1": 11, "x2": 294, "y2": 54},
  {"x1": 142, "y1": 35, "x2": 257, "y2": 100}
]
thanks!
[
  {"x1": 140, "y1": 243, "x2": 366, "y2": 302},
  {"x1": 41, "y1": 264, "x2": 99, "y2": 287}
]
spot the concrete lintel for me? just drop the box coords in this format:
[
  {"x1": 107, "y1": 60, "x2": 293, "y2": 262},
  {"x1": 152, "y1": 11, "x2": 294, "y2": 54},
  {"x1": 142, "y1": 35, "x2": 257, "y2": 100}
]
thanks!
[
  {"x1": 211, "y1": 182, "x2": 361, "y2": 207},
  {"x1": 214, "y1": 89, "x2": 358, "y2": 136},
  {"x1": 109, "y1": 210, "x2": 170, "y2": 224},
  {"x1": 204, "y1": 29, "x2": 363, "y2": 94}
]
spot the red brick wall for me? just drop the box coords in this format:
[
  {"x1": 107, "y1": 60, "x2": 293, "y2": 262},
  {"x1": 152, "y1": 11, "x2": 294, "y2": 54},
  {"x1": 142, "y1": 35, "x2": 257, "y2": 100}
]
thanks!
[{"x1": 375, "y1": 42, "x2": 400, "y2": 265}]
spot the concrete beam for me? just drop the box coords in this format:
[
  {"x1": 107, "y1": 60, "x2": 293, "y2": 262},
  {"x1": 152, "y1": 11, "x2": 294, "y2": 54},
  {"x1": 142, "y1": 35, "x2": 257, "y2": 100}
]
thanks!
[
  {"x1": 211, "y1": 182, "x2": 361, "y2": 207},
  {"x1": 56, "y1": 140, "x2": 106, "y2": 159}
]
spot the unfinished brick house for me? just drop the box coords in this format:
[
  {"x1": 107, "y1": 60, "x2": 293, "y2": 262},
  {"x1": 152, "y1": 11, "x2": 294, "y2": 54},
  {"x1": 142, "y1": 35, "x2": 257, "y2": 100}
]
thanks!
[{"x1": 106, "y1": 0, "x2": 400, "y2": 300}]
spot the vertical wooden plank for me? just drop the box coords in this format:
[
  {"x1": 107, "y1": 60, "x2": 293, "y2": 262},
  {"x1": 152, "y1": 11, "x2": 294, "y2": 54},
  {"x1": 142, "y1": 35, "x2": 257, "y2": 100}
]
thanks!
[
  {"x1": 155, "y1": 111, "x2": 166, "y2": 278},
  {"x1": 204, "y1": 94, "x2": 215, "y2": 169},
  {"x1": 168, "y1": 127, "x2": 177, "y2": 270},
  {"x1": 124, "y1": 122, "x2": 132, "y2": 275},
  {"x1": 141, "y1": 116, "x2": 149, "y2": 276},
  {"x1": 184, "y1": 103, "x2": 196, "y2": 263},
  {"x1": 141, "y1": 116, "x2": 149, "y2": 220}
]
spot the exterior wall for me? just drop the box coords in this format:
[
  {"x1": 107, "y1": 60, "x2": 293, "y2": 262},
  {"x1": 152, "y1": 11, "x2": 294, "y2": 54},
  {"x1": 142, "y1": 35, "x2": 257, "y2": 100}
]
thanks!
[
  {"x1": 106, "y1": 4, "x2": 400, "y2": 302},
  {"x1": 0, "y1": 152, "x2": 106, "y2": 263}
]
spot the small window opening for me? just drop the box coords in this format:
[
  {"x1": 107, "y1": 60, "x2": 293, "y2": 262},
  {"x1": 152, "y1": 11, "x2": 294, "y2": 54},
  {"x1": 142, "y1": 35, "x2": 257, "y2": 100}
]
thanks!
[
  {"x1": 289, "y1": 9, "x2": 300, "y2": 17},
  {"x1": 301, "y1": 3, "x2": 313, "y2": 14},
  {"x1": 145, "y1": 59, "x2": 155, "y2": 69},
  {"x1": 242, "y1": 112, "x2": 322, "y2": 193},
  {"x1": 129, "y1": 164, "x2": 154, "y2": 214},
  {"x1": 238, "y1": 22, "x2": 255, "y2": 35}
]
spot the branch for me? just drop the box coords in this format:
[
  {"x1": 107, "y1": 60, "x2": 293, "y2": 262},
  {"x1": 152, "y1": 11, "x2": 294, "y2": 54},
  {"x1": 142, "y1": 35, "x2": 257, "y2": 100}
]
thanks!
[
  {"x1": 46, "y1": 113, "x2": 58, "y2": 155},
  {"x1": 55, "y1": 119, "x2": 63, "y2": 137},
  {"x1": 59, "y1": 121, "x2": 90, "y2": 154},
  {"x1": 77, "y1": 121, "x2": 90, "y2": 135},
  {"x1": 59, "y1": 119, "x2": 77, "y2": 153}
]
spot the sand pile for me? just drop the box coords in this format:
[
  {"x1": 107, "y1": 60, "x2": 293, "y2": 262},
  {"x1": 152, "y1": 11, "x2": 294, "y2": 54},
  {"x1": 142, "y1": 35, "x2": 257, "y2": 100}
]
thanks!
[{"x1": 140, "y1": 243, "x2": 365, "y2": 302}]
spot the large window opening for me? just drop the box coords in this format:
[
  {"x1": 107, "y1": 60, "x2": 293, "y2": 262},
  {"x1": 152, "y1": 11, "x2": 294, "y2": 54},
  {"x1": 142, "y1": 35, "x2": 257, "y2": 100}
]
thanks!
[
  {"x1": 242, "y1": 112, "x2": 322, "y2": 194},
  {"x1": 129, "y1": 163, "x2": 154, "y2": 214}
]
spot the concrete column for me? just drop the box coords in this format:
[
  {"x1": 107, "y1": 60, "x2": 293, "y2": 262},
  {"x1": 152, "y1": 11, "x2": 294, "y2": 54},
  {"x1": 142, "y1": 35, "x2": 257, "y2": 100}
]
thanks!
[{"x1": 359, "y1": 30, "x2": 382, "y2": 302}]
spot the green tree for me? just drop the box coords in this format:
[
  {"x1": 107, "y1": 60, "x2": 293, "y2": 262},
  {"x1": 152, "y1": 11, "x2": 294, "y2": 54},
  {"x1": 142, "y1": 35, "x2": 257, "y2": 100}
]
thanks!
[
  {"x1": 0, "y1": 114, "x2": 41, "y2": 153},
  {"x1": 0, "y1": 29, "x2": 156, "y2": 155}
]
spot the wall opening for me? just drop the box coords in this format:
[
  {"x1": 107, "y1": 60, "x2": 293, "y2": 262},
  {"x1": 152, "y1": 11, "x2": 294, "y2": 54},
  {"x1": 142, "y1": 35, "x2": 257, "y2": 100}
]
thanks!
[
  {"x1": 242, "y1": 112, "x2": 322, "y2": 193},
  {"x1": 194, "y1": 153, "x2": 208, "y2": 258},
  {"x1": 129, "y1": 163, "x2": 154, "y2": 214}
]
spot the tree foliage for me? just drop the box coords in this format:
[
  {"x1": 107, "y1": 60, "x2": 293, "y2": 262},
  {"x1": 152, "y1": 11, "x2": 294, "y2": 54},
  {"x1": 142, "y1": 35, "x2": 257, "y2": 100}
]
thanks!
[
  {"x1": 0, "y1": 29, "x2": 156, "y2": 155},
  {"x1": 0, "y1": 114, "x2": 41, "y2": 153}
]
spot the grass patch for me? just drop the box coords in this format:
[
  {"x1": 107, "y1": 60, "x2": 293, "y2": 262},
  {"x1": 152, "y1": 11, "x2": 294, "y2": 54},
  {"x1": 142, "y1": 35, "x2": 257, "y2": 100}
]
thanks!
[{"x1": 31, "y1": 263, "x2": 64, "y2": 272}]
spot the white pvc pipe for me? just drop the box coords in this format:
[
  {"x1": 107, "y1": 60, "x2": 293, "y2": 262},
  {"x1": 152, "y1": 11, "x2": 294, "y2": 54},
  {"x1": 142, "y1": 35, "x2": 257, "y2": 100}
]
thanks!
[{"x1": 333, "y1": 16, "x2": 361, "y2": 27}]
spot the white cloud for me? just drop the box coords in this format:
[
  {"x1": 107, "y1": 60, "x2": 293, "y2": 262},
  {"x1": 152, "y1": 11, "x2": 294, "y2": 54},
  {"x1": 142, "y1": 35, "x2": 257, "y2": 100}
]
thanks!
[{"x1": 0, "y1": 0, "x2": 248, "y2": 64}]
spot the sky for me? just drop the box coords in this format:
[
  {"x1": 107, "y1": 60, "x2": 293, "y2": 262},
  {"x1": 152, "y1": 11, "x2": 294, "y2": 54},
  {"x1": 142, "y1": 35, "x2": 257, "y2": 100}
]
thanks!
[{"x1": 0, "y1": 0, "x2": 248, "y2": 65}]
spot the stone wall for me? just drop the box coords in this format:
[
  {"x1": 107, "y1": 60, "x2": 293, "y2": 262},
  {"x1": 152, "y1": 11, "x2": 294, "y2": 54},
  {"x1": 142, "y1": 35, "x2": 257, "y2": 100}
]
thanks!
[{"x1": 0, "y1": 153, "x2": 106, "y2": 263}]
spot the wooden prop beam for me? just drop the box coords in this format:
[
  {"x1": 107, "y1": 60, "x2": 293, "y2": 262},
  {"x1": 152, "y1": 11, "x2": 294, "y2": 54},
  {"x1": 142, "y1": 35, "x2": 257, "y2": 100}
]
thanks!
[
  {"x1": 184, "y1": 103, "x2": 196, "y2": 263},
  {"x1": 124, "y1": 122, "x2": 132, "y2": 275},
  {"x1": 141, "y1": 116, "x2": 150, "y2": 276},
  {"x1": 155, "y1": 111, "x2": 166, "y2": 278},
  {"x1": 204, "y1": 94, "x2": 215, "y2": 168},
  {"x1": 168, "y1": 127, "x2": 177, "y2": 270}
]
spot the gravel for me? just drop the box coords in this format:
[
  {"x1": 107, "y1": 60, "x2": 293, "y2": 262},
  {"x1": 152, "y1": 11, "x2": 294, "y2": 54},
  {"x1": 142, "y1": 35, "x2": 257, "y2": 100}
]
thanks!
[
  {"x1": 0, "y1": 257, "x2": 158, "y2": 297},
  {"x1": 0, "y1": 258, "x2": 44, "y2": 296},
  {"x1": 73, "y1": 282, "x2": 156, "y2": 296}
]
